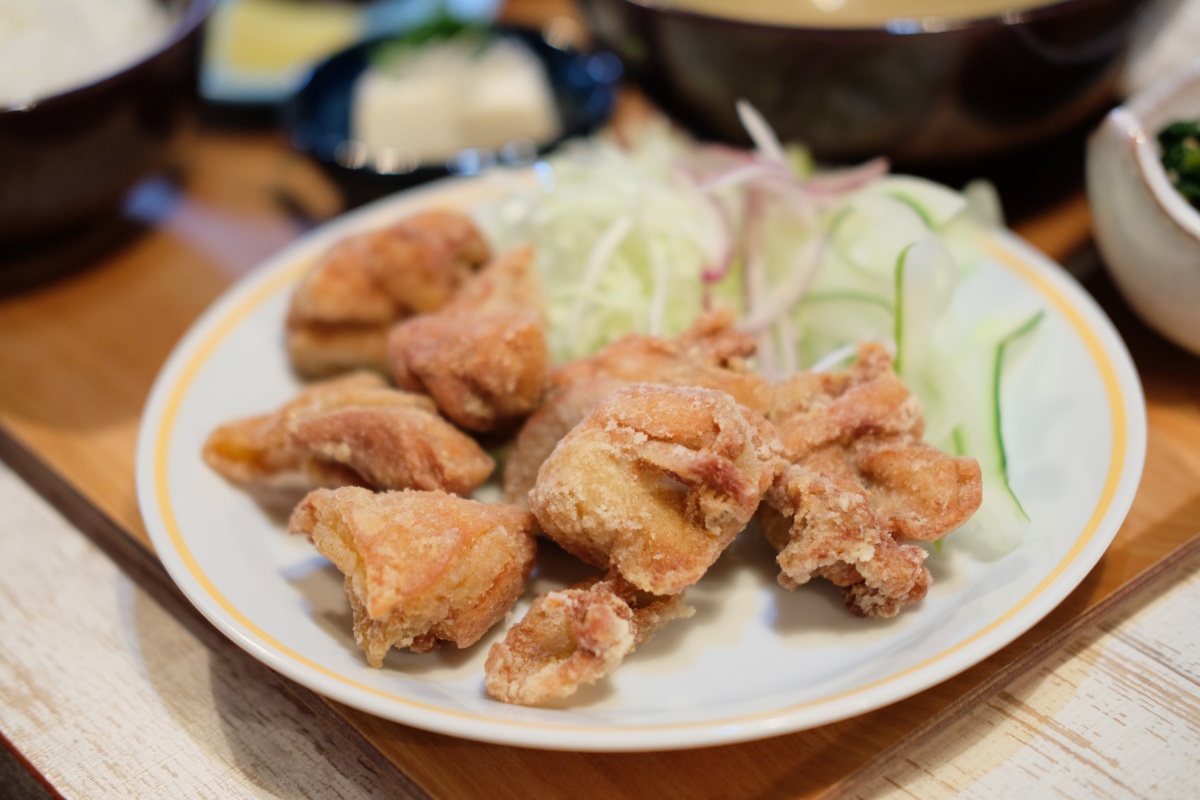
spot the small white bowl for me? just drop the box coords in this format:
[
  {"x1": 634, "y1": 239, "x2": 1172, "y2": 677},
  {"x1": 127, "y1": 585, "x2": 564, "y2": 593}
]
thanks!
[{"x1": 1087, "y1": 59, "x2": 1200, "y2": 355}]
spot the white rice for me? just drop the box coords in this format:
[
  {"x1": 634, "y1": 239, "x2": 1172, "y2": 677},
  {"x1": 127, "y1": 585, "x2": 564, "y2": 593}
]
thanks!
[{"x1": 0, "y1": 0, "x2": 173, "y2": 107}]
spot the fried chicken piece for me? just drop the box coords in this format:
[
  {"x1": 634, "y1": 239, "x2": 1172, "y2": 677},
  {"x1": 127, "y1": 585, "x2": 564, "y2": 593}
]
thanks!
[
  {"x1": 500, "y1": 375, "x2": 625, "y2": 510},
  {"x1": 760, "y1": 343, "x2": 982, "y2": 617},
  {"x1": 529, "y1": 384, "x2": 785, "y2": 595},
  {"x1": 549, "y1": 307, "x2": 772, "y2": 409},
  {"x1": 768, "y1": 342, "x2": 982, "y2": 541},
  {"x1": 484, "y1": 576, "x2": 693, "y2": 706},
  {"x1": 854, "y1": 438, "x2": 984, "y2": 541},
  {"x1": 290, "y1": 487, "x2": 537, "y2": 667},
  {"x1": 501, "y1": 309, "x2": 772, "y2": 506},
  {"x1": 768, "y1": 342, "x2": 923, "y2": 456},
  {"x1": 387, "y1": 245, "x2": 550, "y2": 433},
  {"x1": 761, "y1": 459, "x2": 932, "y2": 619},
  {"x1": 202, "y1": 371, "x2": 494, "y2": 504},
  {"x1": 286, "y1": 210, "x2": 490, "y2": 377}
]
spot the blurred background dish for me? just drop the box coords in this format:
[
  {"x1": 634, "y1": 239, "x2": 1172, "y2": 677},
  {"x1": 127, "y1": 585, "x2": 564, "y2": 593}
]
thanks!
[
  {"x1": 577, "y1": 0, "x2": 1183, "y2": 173},
  {"x1": 200, "y1": 0, "x2": 501, "y2": 109},
  {"x1": 0, "y1": 0, "x2": 216, "y2": 248},
  {"x1": 1087, "y1": 59, "x2": 1200, "y2": 355},
  {"x1": 285, "y1": 24, "x2": 622, "y2": 207}
]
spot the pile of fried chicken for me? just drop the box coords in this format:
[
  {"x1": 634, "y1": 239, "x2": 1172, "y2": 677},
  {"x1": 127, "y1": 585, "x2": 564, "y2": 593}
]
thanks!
[{"x1": 203, "y1": 210, "x2": 983, "y2": 706}]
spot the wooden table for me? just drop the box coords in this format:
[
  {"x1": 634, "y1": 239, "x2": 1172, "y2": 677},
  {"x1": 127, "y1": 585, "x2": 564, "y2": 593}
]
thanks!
[{"x1": 2, "y1": 4, "x2": 1200, "y2": 798}]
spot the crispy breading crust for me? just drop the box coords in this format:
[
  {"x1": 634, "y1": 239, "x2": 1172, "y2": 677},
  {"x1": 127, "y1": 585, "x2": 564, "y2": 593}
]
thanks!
[
  {"x1": 549, "y1": 308, "x2": 771, "y2": 411},
  {"x1": 202, "y1": 372, "x2": 494, "y2": 503},
  {"x1": 286, "y1": 210, "x2": 490, "y2": 378},
  {"x1": 762, "y1": 462, "x2": 932, "y2": 618},
  {"x1": 484, "y1": 576, "x2": 693, "y2": 706},
  {"x1": 289, "y1": 487, "x2": 537, "y2": 668},
  {"x1": 529, "y1": 383, "x2": 785, "y2": 596},
  {"x1": 500, "y1": 375, "x2": 624, "y2": 509},
  {"x1": 387, "y1": 246, "x2": 549, "y2": 433},
  {"x1": 761, "y1": 344, "x2": 982, "y2": 617},
  {"x1": 501, "y1": 309, "x2": 772, "y2": 507}
]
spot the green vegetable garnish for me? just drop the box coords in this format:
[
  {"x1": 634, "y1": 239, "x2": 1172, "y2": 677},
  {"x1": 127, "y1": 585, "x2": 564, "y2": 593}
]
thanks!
[
  {"x1": 990, "y1": 309, "x2": 1045, "y2": 520},
  {"x1": 368, "y1": 13, "x2": 491, "y2": 71},
  {"x1": 1158, "y1": 119, "x2": 1200, "y2": 210}
]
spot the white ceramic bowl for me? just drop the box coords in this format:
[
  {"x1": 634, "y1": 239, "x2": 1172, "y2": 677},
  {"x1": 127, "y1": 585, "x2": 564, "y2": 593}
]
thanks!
[{"x1": 1087, "y1": 59, "x2": 1200, "y2": 355}]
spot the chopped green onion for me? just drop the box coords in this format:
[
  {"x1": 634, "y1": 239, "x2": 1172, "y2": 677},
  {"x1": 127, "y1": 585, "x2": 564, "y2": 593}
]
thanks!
[{"x1": 1158, "y1": 119, "x2": 1200, "y2": 210}]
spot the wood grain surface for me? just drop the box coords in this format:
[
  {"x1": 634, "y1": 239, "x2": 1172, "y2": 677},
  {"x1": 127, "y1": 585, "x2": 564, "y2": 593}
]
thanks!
[
  {"x1": 0, "y1": 460, "x2": 418, "y2": 800},
  {"x1": 854, "y1": 542, "x2": 1200, "y2": 799},
  {"x1": 1, "y1": 1, "x2": 1198, "y2": 796}
]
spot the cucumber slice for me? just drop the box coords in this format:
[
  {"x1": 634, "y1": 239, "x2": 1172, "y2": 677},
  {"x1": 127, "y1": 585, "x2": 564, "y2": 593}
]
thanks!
[
  {"x1": 952, "y1": 309, "x2": 1045, "y2": 553},
  {"x1": 790, "y1": 291, "x2": 893, "y2": 368},
  {"x1": 831, "y1": 193, "x2": 928, "y2": 281},
  {"x1": 827, "y1": 176, "x2": 968, "y2": 286},
  {"x1": 893, "y1": 234, "x2": 957, "y2": 376},
  {"x1": 990, "y1": 310, "x2": 1045, "y2": 518},
  {"x1": 876, "y1": 175, "x2": 968, "y2": 229}
]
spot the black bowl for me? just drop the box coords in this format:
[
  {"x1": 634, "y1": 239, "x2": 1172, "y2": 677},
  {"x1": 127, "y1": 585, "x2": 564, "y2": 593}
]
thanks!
[
  {"x1": 285, "y1": 26, "x2": 622, "y2": 208},
  {"x1": 577, "y1": 0, "x2": 1181, "y2": 170},
  {"x1": 0, "y1": 0, "x2": 216, "y2": 246}
]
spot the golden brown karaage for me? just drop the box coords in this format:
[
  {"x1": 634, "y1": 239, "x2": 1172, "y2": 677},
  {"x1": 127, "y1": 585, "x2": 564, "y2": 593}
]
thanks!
[
  {"x1": 501, "y1": 309, "x2": 773, "y2": 506},
  {"x1": 286, "y1": 210, "x2": 490, "y2": 378},
  {"x1": 484, "y1": 575, "x2": 693, "y2": 706},
  {"x1": 203, "y1": 371, "x2": 494, "y2": 504},
  {"x1": 529, "y1": 383, "x2": 785, "y2": 596},
  {"x1": 760, "y1": 343, "x2": 982, "y2": 617},
  {"x1": 387, "y1": 245, "x2": 549, "y2": 433},
  {"x1": 760, "y1": 461, "x2": 933, "y2": 618},
  {"x1": 289, "y1": 487, "x2": 537, "y2": 667}
]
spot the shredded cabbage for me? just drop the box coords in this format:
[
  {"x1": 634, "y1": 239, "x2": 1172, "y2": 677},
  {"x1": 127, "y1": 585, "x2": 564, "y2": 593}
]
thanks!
[{"x1": 476, "y1": 125, "x2": 737, "y2": 363}]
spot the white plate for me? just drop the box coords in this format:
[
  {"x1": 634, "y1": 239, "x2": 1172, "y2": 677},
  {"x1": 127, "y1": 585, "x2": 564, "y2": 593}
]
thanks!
[{"x1": 136, "y1": 171, "x2": 1147, "y2": 751}]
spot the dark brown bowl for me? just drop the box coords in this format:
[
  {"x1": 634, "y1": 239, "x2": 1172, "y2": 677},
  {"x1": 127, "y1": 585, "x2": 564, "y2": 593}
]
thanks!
[
  {"x1": 0, "y1": 0, "x2": 216, "y2": 246},
  {"x1": 578, "y1": 0, "x2": 1181, "y2": 170}
]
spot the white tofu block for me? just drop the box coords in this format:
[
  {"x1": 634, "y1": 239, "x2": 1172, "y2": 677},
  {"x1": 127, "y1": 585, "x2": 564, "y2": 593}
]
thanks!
[
  {"x1": 463, "y1": 49, "x2": 560, "y2": 149},
  {"x1": 349, "y1": 37, "x2": 561, "y2": 164},
  {"x1": 351, "y1": 70, "x2": 463, "y2": 163}
]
